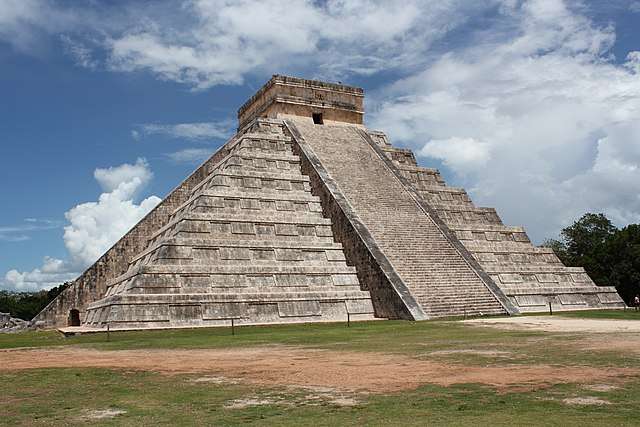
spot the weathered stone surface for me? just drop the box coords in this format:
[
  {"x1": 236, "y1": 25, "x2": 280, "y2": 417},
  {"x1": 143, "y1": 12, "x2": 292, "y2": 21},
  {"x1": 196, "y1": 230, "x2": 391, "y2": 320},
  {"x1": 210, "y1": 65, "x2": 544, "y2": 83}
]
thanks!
[
  {"x1": 37, "y1": 75, "x2": 625, "y2": 330},
  {"x1": 81, "y1": 120, "x2": 375, "y2": 330},
  {"x1": 366, "y1": 130, "x2": 624, "y2": 312},
  {"x1": 288, "y1": 120, "x2": 512, "y2": 318}
]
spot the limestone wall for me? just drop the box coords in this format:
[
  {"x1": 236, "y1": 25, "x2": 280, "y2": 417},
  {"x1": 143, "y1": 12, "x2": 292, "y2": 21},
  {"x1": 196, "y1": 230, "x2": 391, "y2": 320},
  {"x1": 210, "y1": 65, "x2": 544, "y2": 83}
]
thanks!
[
  {"x1": 238, "y1": 75, "x2": 364, "y2": 130},
  {"x1": 33, "y1": 136, "x2": 239, "y2": 328}
]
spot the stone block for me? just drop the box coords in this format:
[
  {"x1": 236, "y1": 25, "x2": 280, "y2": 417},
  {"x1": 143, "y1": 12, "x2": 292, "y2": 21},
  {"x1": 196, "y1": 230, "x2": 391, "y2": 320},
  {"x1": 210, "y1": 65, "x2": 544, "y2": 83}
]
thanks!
[{"x1": 277, "y1": 301, "x2": 321, "y2": 317}]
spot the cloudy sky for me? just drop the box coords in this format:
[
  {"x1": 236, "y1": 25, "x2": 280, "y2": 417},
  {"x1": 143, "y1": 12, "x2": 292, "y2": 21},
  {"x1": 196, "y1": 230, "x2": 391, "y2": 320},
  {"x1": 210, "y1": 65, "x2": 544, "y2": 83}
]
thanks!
[{"x1": 1, "y1": 0, "x2": 639, "y2": 291}]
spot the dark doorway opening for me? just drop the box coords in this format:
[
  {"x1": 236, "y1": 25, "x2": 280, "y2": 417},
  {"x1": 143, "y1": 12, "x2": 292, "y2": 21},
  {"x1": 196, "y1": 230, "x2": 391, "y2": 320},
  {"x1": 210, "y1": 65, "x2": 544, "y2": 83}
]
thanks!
[
  {"x1": 312, "y1": 113, "x2": 324, "y2": 125},
  {"x1": 68, "y1": 309, "x2": 80, "y2": 327}
]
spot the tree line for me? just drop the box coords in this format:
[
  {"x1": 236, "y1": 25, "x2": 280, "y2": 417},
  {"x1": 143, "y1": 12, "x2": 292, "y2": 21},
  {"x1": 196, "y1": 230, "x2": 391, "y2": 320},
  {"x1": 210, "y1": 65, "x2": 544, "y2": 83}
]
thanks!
[
  {"x1": 0, "y1": 283, "x2": 69, "y2": 321},
  {"x1": 543, "y1": 213, "x2": 640, "y2": 304}
]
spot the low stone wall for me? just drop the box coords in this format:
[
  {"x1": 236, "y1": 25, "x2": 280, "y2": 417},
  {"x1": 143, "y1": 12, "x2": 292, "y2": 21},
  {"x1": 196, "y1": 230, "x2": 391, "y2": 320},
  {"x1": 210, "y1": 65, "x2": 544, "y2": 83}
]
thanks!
[{"x1": 33, "y1": 136, "x2": 240, "y2": 328}]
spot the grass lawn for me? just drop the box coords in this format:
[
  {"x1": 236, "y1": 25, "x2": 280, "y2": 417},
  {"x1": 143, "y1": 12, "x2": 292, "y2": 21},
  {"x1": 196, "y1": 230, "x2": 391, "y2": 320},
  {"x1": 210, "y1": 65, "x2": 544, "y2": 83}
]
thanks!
[
  {"x1": 1, "y1": 316, "x2": 639, "y2": 426},
  {"x1": 3, "y1": 367, "x2": 640, "y2": 426}
]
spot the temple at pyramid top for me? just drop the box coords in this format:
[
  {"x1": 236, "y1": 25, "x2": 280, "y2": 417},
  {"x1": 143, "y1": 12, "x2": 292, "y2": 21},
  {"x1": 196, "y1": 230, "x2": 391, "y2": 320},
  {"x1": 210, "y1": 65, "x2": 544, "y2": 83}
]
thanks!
[{"x1": 237, "y1": 75, "x2": 364, "y2": 129}]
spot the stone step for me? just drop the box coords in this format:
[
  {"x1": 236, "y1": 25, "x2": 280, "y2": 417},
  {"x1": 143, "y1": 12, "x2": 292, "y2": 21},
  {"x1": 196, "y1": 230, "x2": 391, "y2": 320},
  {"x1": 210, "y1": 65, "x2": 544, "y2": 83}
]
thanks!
[
  {"x1": 151, "y1": 212, "x2": 332, "y2": 240},
  {"x1": 291, "y1": 120, "x2": 508, "y2": 318},
  {"x1": 108, "y1": 264, "x2": 359, "y2": 287},
  {"x1": 484, "y1": 264, "x2": 587, "y2": 274},
  {"x1": 91, "y1": 290, "x2": 373, "y2": 309},
  {"x1": 210, "y1": 168, "x2": 309, "y2": 183},
  {"x1": 501, "y1": 285, "x2": 620, "y2": 295},
  {"x1": 175, "y1": 196, "x2": 323, "y2": 219},
  {"x1": 133, "y1": 240, "x2": 346, "y2": 264},
  {"x1": 201, "y1": 188, "x2": 319, "y2": 203},
  {"x1": 449, "y1": 224, "x2": 525, "y2": 233},
  {"x1": 224, "y1": 151, "x2": 300, "y2": 163},
  {"x1": 172, "y1": 206, "x2": 324, "y2": 223},
  {"x1": 463, "y1": 241, "x2": 553, "y2": 252}
]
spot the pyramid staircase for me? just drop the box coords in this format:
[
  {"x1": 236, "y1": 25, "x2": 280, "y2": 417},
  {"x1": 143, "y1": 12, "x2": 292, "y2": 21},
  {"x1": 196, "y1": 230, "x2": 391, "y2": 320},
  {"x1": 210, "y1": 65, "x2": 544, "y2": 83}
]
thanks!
[
  {"x1": 83, "y1": 120, "x2": 375, "y2": 330},
  {"x1": 367, "y1": 130, "x2": 625, "y2": 312},
  {"x1": 288, "y1": 120, "x2": 512, "y2": 318}
]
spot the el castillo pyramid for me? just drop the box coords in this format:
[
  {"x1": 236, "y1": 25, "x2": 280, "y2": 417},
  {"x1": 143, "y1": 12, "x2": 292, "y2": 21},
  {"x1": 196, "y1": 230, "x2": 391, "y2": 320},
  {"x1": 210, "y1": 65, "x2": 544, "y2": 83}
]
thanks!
[{"x1": 35, "y1": 75, "x2": 625, "y2": 330}]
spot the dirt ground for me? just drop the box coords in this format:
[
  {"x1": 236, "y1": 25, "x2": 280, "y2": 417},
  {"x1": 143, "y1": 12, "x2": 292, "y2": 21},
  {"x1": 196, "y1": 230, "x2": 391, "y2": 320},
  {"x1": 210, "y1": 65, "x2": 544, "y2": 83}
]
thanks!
[
  {"x1": 466, "y1": 315, "x2": 640, "y2": 333},
  {"x1": 0, "y1": 345, "x2": 634, "y2": 393}
]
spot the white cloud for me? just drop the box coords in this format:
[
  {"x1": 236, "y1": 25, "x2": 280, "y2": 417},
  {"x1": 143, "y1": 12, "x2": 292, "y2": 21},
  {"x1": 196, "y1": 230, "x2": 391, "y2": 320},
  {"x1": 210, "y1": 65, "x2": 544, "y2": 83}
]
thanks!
[
  {"x1": 2, "y1": 159, "x2": 161, "y2": 291},
  {"x1": 0, "y1": 0, "x2": 77, "y2": 53},
  {"x1": 65, "y1": 158, "x2": 161, "y2": 266},
  {"x1": 370, "y1": 0, "x2": 640, "y2": 242},
  {"x1": 419, "y1": 137, "x2": 491, "y2": 172},
  {"x1": 1, "y1": 0, "x2": 486, "y2": 90},
  {"x1": 3, "y1": 257, "x2": 77, "y2": 292},
  {"x1": 137, "y1": 121, "x2": 232, "y2": 140},
  {"x1": 165, "y1": 148, "x2": 212, "y2": 164},
  {"x1": 103, "y1": 0, "x2": 480, "y2": 89},
  {"x1": 0, "y1": 219, "x2": 62, "y2": 242},
  {"x1": 630, "y1": 1, "x2": 640, "y2": 13},
  {"x1": 93, "y1": 158, "x2": 154, "y2": 193}
]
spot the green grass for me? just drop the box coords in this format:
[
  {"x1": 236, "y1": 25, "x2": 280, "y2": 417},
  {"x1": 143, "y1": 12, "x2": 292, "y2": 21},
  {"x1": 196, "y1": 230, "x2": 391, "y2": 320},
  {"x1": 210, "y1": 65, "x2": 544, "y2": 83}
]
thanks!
[
  {"x1": 2, "y1": 368, "x2": 640, "y2": 426},
  {"x1": 1, "y1": 318, "x2": 638, "y2": 367},
  {"x1": 1, "y1": 320, "x2": 539, "y2": 352},
  {"x1": 2, "y1": 318, "x2": 640, "y2": 425}
]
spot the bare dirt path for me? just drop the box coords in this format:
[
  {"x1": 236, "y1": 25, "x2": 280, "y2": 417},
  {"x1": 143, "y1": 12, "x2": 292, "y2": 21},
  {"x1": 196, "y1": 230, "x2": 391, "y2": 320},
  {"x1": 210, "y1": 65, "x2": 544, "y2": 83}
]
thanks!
[
  {"x1": 0, "y1": 346, "x2": 634, "y2": 393},
  {"x1": 466, "y1": 315, "x2": 640, "y2": 333}
]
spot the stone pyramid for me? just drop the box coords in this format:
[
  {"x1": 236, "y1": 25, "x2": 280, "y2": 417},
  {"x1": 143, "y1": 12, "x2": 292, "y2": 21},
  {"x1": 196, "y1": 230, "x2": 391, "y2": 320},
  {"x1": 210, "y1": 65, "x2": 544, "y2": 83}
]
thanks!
[
  {"x1": 36, "y1": 75, "x2": 624, "y2": 331},
  {"x1": 83, "y1": 119, "x2": 375, "y2": 329}
]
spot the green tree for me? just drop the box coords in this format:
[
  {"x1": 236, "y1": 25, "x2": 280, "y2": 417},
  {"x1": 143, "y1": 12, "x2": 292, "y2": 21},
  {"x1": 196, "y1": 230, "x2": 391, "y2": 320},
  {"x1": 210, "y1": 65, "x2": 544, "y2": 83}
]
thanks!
[
  {"x1": 603, "y1": 224, "x2": 640, "y2": 304},
  {"x1": 559, "y1": 213, "x2": 618, "y2": 286},
  {"x1": 544, "y1": 213, "x2": 640, "y2": 305},
  {"x1": 0, "y1": 282, "x2": 70, "y2": 321}
]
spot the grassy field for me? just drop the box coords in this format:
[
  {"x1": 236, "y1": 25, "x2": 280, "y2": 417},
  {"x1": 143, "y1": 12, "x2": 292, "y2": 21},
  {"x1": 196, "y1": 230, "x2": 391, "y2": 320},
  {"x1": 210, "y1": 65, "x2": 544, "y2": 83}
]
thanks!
[{"x1": 1, "y1": 311, "x2": 639, "y2": 426}]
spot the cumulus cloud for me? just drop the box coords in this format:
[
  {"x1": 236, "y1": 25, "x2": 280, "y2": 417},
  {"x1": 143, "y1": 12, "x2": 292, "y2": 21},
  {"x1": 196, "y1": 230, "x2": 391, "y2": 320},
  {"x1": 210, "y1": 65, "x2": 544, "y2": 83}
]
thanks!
[
  {"x1": 65, "y1": 158, "x2": 161, "y2": 266},
  {"x1": 3, "y1": 257, "x2": 77, "y2": 292},
  {"x1": 370, "y1": 0, "x2": 640, "y2": 242},
  {"x1": 136, "y1": 121, "x2": 233, "y2": 140},
  {"x1": 419, "y1": 137, "x2": 491, "y2": 173},
  {"x1": 2, "y1": 159, "x2": 161, "y2": 291},
  {"x1": 93, "y1": 157, "x2": 154, "y2": 193}
]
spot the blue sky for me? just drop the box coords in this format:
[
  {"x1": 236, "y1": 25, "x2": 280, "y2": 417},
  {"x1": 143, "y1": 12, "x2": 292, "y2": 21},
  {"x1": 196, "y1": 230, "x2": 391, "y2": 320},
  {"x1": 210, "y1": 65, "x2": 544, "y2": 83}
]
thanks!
[{"x1": 1, "y1": 0, "x2": 639, "y2": 291}]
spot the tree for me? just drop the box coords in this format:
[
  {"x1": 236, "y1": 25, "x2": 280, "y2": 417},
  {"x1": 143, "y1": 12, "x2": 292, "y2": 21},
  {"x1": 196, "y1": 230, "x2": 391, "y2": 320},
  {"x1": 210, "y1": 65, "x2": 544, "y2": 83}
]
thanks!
[
  {"x1": 603, "y1": 224, "x2": 640, "y2": 303},
  {"x1": 559, "y1": 213, "x2": 618, "y2": 287},
  {"x1": 0, "y1": 282, "x2": 70, "y2": 321},
  {"x1": 544, "y1": 213, "x2": 640, "y2": 305}
]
